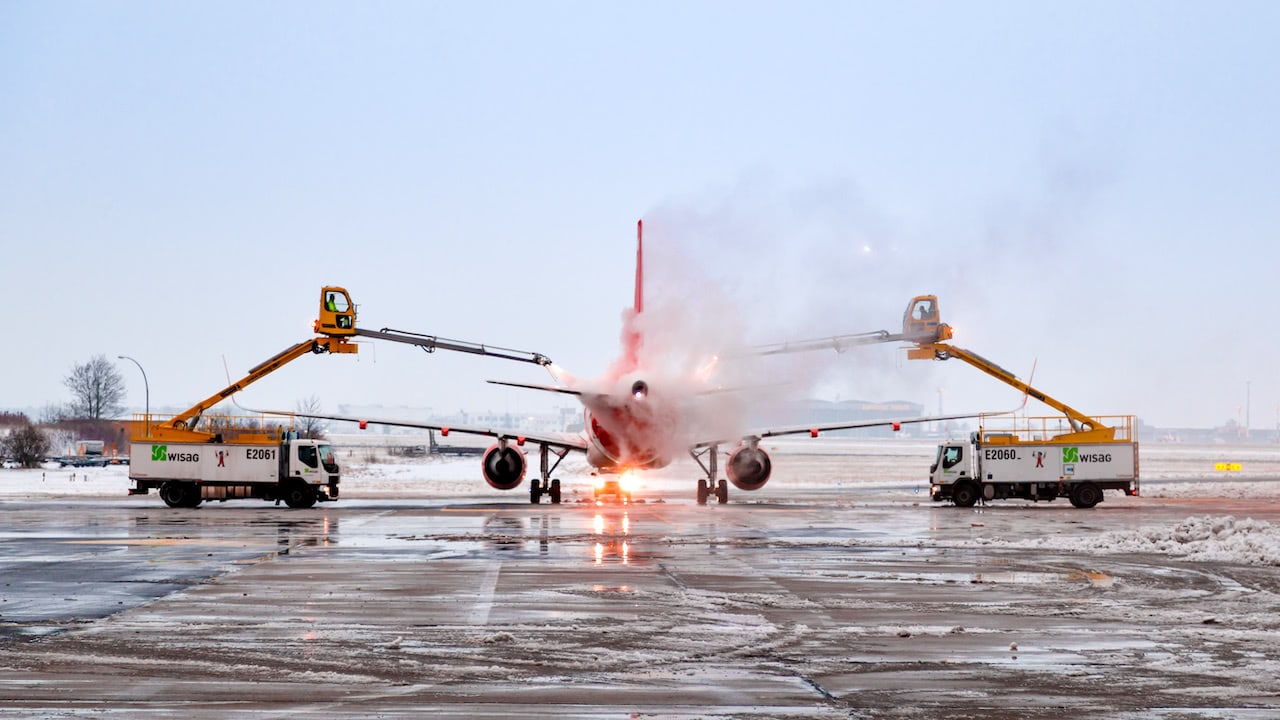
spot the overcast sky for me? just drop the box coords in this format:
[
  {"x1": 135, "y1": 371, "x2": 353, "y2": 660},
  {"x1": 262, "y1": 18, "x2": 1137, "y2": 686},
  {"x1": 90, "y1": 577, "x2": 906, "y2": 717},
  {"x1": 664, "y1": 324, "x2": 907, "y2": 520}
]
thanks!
[{"x1": 3, "y1": 2, "x2": 1276, "y2": 430}]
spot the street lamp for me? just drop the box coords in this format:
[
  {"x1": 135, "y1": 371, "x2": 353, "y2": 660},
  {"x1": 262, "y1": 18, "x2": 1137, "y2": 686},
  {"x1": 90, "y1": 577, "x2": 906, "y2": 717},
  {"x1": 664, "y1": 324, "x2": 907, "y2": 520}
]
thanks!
[
  {"x1": 1246, "y1": 379, "x2": 1252, "y2": 441},
  {"x1": 117, "y1": 355, "x2": 149, "y2": 437}
]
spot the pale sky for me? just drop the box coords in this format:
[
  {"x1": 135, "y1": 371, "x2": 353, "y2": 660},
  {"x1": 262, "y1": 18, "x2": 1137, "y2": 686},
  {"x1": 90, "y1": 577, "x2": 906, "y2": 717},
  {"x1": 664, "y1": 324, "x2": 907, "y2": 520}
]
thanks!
[{"x1": 3, "y1": 1, "x2": 1277, "y2": 430}]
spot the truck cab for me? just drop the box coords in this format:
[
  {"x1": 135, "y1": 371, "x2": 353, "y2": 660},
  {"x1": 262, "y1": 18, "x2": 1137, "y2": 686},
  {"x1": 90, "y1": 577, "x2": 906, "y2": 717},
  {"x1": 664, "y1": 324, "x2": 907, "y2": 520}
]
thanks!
[
  {"x1": 902, "y1": 295, "x2": 951, "y2": 342},
  {"x1": 930, "y1": 441, "x2": 975, "y2": 503},
  {"x1": 317, "y1": 286, "x2": 356, "y2": 336},
  {"x1": 275, "y1": 437, "x2": 341, "y2": 507}
]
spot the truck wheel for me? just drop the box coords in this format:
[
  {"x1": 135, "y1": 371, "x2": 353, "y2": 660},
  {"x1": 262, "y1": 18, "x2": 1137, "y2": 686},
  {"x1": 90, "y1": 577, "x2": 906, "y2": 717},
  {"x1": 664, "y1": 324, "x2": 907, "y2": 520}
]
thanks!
[
  {"x1": 715, "y1": 478, "x2": 729, "y2": 505},
  {"x1": 283, "y1": 484, "x2": 317, "y2": 509},
  {"x1": 1070, "y1": 482, "x2": 1103, "y2": 509},
  {"x1": 696, "y1": 478, "x2": 709, "y2": 505},
  {"x1": 549, "y1": 478, "x2": 562, "y2": 504},
  {"x1": 951, "y1": 481, "x2": 980, "y2": 508},
  {"x1": 530, "y1": 478, "x2": 542, "y2": 504},
  {"x1": 183, "y1": 490, "x2": 203, "y2": 508},
  {"x1": 160, "y1": 481, "x2": 187, "y2": 508}
]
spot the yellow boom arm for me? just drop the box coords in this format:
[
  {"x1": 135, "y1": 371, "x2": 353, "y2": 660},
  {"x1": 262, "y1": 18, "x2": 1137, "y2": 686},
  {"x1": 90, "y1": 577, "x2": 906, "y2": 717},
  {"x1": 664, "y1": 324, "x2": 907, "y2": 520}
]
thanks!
[
  {"x1": 166, "y1": 336, "x2": 357, "y2": 432},
  {"x1": 909, "y1": 342, "x2": 1115, "y2": 442}
]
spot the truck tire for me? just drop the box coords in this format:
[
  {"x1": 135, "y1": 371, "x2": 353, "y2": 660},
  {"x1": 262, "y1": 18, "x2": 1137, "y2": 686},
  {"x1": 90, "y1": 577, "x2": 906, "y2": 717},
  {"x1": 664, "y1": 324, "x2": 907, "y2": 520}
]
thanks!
[
  {"x1": 282, "y1": 483, "x2": 317, "y2": 509},
  {"x1": 715, "y1": 478, "x2": 729, "y2": 505},
  {"x1": 160, "y1": 481, "x2": 200, "y2": 508},
  {"x1": 1069, "y1": 482, "x2": 1103, "y2": 509},
  {"x1": 549, "y1": 478, "x2": 561, "y2": 504},
  {"x1": 696, "y1": 478, "x2": 709, "y2": 505},
  {"x1": 951, "y1": 480, "x2": 980, "y2": 508}
]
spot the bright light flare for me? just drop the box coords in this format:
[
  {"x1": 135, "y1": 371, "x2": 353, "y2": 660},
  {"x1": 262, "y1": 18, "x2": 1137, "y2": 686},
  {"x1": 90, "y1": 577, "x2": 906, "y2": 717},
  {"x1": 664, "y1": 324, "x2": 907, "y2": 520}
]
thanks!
[
  {"x1": 593, "y1": 514, "x2": 605, "y2": 535},
  {"x1": 696, "y1": 355, "x2": 720, "y2": 382},
  {"x1": 618, "y1": 470, "x2": 636, "y2": 493}
]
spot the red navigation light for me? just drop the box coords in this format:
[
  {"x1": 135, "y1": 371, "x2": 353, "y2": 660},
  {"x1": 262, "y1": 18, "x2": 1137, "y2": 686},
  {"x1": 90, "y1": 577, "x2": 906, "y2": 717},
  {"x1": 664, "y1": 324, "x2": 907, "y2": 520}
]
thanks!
[
  {"x1": 441, "y1": 427, "x2": 450, "y2": 436},
  {"x1": 358, "y1": 420, "x2": 367, "y2": 430},
  {"x1": 810, "y1": 428, "x2": 819, "y2": 438},
  {"x1": 517, "y1": 436, "x2": 526, "y2": 447},
  {"x1": 892, "y1": 422, "x2": 901, "y2": 432}
]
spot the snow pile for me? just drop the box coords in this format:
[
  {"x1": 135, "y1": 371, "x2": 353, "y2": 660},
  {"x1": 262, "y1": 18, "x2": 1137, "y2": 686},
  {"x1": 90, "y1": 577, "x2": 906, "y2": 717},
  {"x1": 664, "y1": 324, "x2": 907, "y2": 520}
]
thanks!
[
  {"x1": 988, "y1": 515, "x2": 1280, "y2": 567},
  {"x1": 1099, "y1": 515, "x2": 1280, "y2": 566}
]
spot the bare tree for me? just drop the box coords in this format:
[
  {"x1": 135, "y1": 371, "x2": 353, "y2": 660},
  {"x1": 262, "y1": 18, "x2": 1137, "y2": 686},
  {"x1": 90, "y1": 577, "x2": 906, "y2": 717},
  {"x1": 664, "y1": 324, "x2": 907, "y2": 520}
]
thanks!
[
  {"x1": 64, "y1": 355, "x2": 126, "y2": 420},
  {"x1": 38, "y1": 403, "x2": 69, "y2": 424},
  {"x1": 295, "y1": 395, "x2": 327, "y2": 439},
  {"x1": 3, "y1": 424, "x2": 51, "y2": 468}
]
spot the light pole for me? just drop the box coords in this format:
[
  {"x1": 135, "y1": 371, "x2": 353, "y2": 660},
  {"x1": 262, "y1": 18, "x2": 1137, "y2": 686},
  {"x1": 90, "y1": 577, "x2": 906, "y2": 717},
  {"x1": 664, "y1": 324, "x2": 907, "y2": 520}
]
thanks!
[
  {"x1": 118, "y1": 355, "x2": 149, "y2": 437},
  {"x1": 1246, "y1": 379, "x2": 1252, "y2": 441}
]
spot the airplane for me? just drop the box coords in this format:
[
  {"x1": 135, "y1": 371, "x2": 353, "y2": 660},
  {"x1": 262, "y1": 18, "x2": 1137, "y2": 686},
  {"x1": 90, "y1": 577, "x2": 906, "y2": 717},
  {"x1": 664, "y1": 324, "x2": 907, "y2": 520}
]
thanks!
[{"x1": 277, "y1": 221, "x2": 986, "y2": 505}]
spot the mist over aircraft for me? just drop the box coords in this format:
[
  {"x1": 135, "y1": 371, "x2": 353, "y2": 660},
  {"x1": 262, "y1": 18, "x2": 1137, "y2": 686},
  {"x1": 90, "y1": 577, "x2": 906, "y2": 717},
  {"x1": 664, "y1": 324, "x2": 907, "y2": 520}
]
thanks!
[{"x1": 284, "y1": 221, "x2": 982, "y2": 504}]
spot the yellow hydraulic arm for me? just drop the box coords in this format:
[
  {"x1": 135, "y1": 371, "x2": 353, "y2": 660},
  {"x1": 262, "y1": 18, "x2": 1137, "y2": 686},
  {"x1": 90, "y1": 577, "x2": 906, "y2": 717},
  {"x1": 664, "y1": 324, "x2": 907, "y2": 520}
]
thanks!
[
  {"x1": 166, "y1": 336, "x2": 357, "y2": 433},
  {"x1": 908, "y1": 342, "x2": 1115, "y2": 442},
  {"x1": 153, "y1": 285, "x2": 552, "y2": 441}
]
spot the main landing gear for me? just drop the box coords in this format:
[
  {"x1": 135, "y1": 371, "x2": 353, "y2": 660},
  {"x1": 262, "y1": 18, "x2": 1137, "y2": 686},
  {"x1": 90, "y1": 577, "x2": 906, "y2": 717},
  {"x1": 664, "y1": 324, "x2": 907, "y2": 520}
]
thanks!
[
  {"x1": 690, "y1": 445, "x2": 729, "y2": 505},
  {"x1": 529, "y1": 444, "x2": 568, "y2": 504}
]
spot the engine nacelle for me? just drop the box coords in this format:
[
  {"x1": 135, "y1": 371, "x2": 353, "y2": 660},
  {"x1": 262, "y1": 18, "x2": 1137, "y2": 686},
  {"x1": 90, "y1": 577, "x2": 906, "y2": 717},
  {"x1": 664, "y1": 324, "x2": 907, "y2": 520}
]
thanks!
[
  {"x1": 726, "y1": 445, "x2": 772, "y2": 491},
  {"x1": 481, "y1": 444, "x2": 527, "y2": 490}
]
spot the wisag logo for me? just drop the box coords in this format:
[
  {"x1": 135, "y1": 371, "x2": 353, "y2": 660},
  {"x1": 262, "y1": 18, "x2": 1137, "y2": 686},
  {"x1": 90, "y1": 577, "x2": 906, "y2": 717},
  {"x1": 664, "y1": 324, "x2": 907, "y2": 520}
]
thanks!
[
  {"x1": 149, "y1": 445, "x2": 199, "y2": 463},
  {"x1": 1062, "y1": 446, "x2": 1111, "y2": 464}
]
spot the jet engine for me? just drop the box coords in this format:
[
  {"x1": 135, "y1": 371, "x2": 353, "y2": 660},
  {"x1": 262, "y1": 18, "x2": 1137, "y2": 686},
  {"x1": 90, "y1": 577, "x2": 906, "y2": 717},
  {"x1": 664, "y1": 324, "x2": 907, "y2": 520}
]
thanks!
[
  {"x1": 482, "y1": 444, "x2": 527, "y2": 490},
  {"x1": 726, "y1": 445, "x2": 772, "y2": 491}
]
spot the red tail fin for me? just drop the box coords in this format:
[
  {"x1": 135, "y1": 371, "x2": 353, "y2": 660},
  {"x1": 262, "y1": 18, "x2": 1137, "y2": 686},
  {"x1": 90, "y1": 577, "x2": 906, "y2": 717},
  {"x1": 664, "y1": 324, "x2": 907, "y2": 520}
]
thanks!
[{"x1": 634, "y1": 220, "x2": 644, "y2": 314}]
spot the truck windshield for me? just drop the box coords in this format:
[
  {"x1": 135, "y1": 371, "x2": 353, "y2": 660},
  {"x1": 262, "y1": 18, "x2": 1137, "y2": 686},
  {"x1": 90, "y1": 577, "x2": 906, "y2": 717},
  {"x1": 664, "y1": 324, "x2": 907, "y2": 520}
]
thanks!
[{"x1": 318, "y1": 444, "x2": 338, "y2": 473}]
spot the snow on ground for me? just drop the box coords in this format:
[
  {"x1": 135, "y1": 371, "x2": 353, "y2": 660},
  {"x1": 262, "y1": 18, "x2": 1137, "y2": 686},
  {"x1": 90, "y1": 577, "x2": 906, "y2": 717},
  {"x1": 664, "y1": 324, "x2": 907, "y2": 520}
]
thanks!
[{"x1": 976, "y1": 515, "x2": 1280, "y2": 567}]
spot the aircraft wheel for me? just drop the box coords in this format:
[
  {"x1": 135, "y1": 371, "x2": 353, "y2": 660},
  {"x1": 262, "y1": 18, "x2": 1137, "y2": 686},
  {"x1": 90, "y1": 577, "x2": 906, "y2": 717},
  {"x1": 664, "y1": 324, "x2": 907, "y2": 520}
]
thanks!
[
  {"x1": 696, "y1": 478, "x2": 709, "y2": 505},
  {"x1": 1070, "y1": 482, "x2": 1103, "y2": 509},
  {"x1": 530, "y1": 478, "x2": 542, "y2": 504},
  {"x1": 715, "y1": 478, "x2": 728, "y2": 504},
  {"x1": 549, "y1": 478, "x2": 562, "y2": 504},
  {"x1": 283, "y1": 483, "x2": 317, "y2": 509},
  {"x1": 951, "y1": 480, "x2": 980, "y2": 508}
]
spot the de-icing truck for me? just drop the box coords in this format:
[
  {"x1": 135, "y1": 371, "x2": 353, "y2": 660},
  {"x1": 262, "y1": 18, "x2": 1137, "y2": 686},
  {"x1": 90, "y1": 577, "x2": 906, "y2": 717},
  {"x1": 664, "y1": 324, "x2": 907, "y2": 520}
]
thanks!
[
  {"x1": 929, "y1": 413, "x2": 1139, "y2": 508},
  {"x1": 906, "y1": 336, "x2": 1139, "y2": 509},
  {"x1": 128, "y1": 286, "x2": 552, "y2": 508}
]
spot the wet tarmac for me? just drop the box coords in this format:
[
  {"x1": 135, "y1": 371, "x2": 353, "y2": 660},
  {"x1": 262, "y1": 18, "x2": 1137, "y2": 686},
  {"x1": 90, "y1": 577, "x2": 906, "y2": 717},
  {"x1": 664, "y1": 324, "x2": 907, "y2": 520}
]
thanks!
[{"x1": 3, "y1": 492, "x2": 1280, "y2": 718}]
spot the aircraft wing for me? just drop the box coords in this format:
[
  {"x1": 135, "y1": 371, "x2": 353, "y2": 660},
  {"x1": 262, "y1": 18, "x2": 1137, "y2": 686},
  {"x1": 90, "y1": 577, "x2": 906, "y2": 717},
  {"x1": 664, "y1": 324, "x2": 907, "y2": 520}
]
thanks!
[
  {"x1": 691, "y1": 411, "x2": 990, "y2": 449},
  {"x1": 264, "y1": 410, "x2": 589, "y2": 453},
  {"x1": 486, "y1": 380, "x2": 584, "y2": 397}
]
